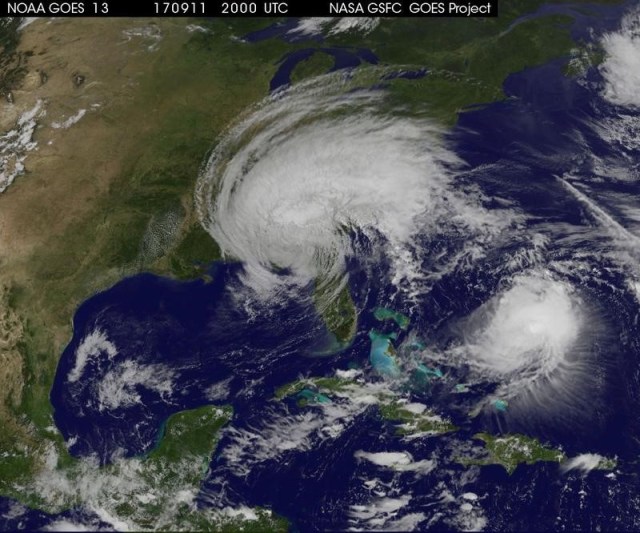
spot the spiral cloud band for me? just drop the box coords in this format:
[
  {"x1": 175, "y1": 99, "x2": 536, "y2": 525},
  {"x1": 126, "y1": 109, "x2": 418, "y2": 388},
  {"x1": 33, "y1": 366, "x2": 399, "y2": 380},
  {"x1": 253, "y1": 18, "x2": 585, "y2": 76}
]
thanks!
[{"x1": 196, "y1": 71, "x2": 505, "y2": 301}]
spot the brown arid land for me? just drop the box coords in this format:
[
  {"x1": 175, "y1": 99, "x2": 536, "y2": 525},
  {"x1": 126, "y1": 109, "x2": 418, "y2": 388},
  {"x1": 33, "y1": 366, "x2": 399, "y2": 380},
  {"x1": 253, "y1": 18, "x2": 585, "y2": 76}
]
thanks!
[{"x1": 0, "y1": 16, "x2": 282, "y2": 493}]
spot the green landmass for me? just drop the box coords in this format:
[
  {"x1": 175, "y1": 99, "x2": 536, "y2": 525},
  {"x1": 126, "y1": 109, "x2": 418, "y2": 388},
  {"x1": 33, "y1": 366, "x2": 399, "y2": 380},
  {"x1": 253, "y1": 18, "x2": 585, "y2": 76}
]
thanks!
[
  {"x1": 274, "y1": 375, "x2": 355, "y2": 400},
  {"x1": 565, "y1": 45, "x2": 606, "y2": 76},
  {"x1": 313, "y1": 277, "x2": 358, "y2": 347},
  {"x1": 593, "y1": 456, "x2": 617, "y2": 470},
  {"x1": 373, "y1": 307, "x2": 410, "y2": 330},
  {"x1": 296, "y1": 388, "x2": 332, "y2": 407},
  {"x1": 320, "y1": 0, "x2": 625, "y2": 124},
  {"x1": 274, "y1": 374, "x2": 455, "y2": 438},
  {"x1": 149, "y1": 405, "x2": 232, "y2": 475},
  {"x1": 0, "y1": 18, "x2": 26, "y2": 97},
  {"x1": 3, "y1": 405, "x2": 286, "y2": 531},
  {"x1": 563, "y1": 453, "x2": 617, "y2": 471},
  {"x1": 378, "y1": 401, "x2": 457, "y2": 436},
  {"x1": 290, "y1": 51, "x2": 335, "y2": 85},
  {"x1": 0, "y1": 17, "x2": 298, "y2": 527},
  {"x1": 460, "y1": 433, "x2": 566, "y2": 474},
  {"x1": 0, "y1": 4, "x2": 627, "y2": 526}
]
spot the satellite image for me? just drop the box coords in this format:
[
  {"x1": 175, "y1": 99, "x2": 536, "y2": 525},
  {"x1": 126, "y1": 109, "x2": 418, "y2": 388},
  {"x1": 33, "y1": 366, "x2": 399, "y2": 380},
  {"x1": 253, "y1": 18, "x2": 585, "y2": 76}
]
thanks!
[{"x1": 0, "y1": 2, "x2": 640, "y2": 530}]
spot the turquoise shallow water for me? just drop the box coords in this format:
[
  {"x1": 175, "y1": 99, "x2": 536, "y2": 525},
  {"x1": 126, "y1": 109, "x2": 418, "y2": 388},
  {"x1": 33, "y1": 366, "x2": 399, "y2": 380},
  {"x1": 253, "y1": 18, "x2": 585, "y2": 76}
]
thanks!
[
  {"x1": 368, "y1": 330, "x2": 401, "y2": 378},
  {"x1": 5, "y1": 4, "x2": 640, "y2": 531}
]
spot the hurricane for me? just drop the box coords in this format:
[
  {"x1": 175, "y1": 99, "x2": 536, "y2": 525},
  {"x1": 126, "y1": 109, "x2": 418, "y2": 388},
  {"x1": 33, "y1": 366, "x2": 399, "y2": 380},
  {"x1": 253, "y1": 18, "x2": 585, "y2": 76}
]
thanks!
[
  {"x1": 11, "y1": 7, "x2": 640, "y2": 532},
  {"x1": 463, "y1": 274, "x2": 582, "y2": 379},
  {"x1": 195, "y1": 70, "x2": 512, "y2": 305},
  {"x1": 452, "y1": 270, "x2": 611, "y2": 419}
]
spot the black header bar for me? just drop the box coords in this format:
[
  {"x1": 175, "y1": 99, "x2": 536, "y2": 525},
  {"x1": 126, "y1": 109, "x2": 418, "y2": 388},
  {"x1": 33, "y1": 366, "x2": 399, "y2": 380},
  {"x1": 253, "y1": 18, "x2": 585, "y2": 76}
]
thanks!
[{"x1": 2, "y1": 0, "x2": 498, "y2": 17}]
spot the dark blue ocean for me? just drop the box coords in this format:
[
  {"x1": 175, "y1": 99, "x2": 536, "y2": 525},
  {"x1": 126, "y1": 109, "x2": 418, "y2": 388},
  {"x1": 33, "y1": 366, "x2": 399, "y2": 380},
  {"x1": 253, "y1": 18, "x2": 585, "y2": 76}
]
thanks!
[{"x1": 4, "y1": 4, "x2": 640, "y2": 531}]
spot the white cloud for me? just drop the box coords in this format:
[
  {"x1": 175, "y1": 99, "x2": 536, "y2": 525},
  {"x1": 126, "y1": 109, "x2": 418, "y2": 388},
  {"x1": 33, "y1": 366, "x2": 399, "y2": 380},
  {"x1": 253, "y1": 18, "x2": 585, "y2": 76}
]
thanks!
[
  {"x1": 68, "y1": 329, "x2": 117, "y2": 383},
  {"x1": 601, "y1": 9, "x2": 640, "y2": 107}
]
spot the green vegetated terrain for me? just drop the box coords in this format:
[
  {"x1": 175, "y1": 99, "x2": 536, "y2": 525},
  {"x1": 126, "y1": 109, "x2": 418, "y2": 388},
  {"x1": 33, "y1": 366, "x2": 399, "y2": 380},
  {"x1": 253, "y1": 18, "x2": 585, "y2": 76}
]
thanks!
[
  {"x1": 313, "y1": 276, "x2": 358, "y2": 346},
  {"x1": 0, "y1": 17, "x2": 298, "y2": 526},
  {"x1": 274, "y1": 374, "x2": 358, "y2": 400},
  {"x1": 275, "y1": 373, "x2": 457, "y2": 437},
  {"x1": 0, "y1": 2, "x2": 626, "y2": 528},
  {"x1": 329, "y1": 0, "x2": 625, "y2": 123},
  {"x1": 461, "y1": 433, "x2": 566, "y2": 474},
  {"x1": 379, "y1": 401, "x2": 458, "y2": 437},
  {"x1": 0, "y1": 18, "x2": 26, "y2": 97},
  {"x1": 374, "y1": 307, "x2": 410, "y2": 330},
  {"x1": 2, "y1": 403, "x2": 287, "y2": 530},
  {"x1": 458, "y1": 433, "x2": 618, "y2": 475}
]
